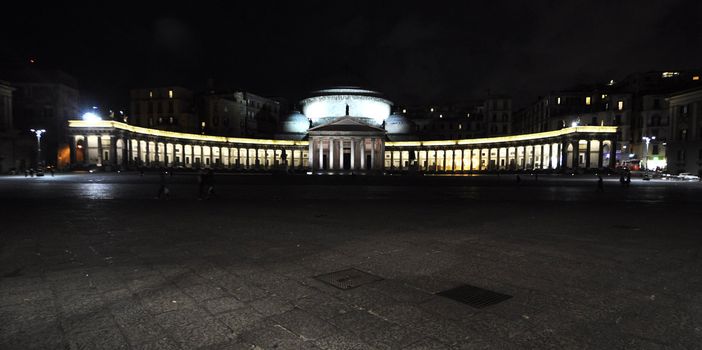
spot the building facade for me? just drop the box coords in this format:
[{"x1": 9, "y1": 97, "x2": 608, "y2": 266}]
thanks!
[
  {"x1": 5, "y1": 69, "x2": 80, "y2": 168},
  {"x1": 67, "y1": 87, "x2": 617, "y2": 174},
  {"x1": 666, "y1": 87, "x2": 702, "y2": 175},
  {"x1": 130, "y1": 87, "x2": 197, "y2": 133},
  {"x1": 0, "y1": 80, "x2": 22, "y2": 172},
  {"x1": 514, "y1": 70, "x2": 702, "y2": 171}
]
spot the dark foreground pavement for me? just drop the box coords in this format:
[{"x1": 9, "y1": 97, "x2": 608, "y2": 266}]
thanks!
[{"x1": 1, "y1": 173, "x2": 701, "y2": 349}]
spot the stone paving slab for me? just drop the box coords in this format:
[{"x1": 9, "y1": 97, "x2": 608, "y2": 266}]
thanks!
[{"x1": 2, "y1": 174, "x2": 702, "y2": 349}]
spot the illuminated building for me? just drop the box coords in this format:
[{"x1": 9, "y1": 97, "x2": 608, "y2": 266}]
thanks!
[{"x1": 66, "y1": 87, "x2": 618, "y2": 173}]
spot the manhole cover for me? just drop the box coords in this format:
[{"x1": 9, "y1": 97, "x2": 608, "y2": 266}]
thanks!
[
  {"x1": 314, "y1": 268, "x2": 383, "y2": 290},
  {"x1": 437, "y1": 284, "x2": 512, "y2": 308}
]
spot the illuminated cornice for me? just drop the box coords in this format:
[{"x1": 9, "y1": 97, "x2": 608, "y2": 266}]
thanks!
[
  {"x1": 387, "y1": 126, "x2": 617, "y2": 147},
  {"x1": 68, "y1": 121, "x2": 616, "y2": 149},
  {"x1": 67, "y1": 120, "x2": 308, "y2": 146}
]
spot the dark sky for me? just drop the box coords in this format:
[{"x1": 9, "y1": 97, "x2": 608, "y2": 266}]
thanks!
[{"x1": 3, "y1": 1, "x2": 701, "y2": 110}]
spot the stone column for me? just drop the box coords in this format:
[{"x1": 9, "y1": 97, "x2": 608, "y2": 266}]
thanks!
[
  {"x1": 360, "y1": 138, "x2": 366, "y2": 170},
  {"x1": 69, "y1": 136, "x2": 77, "y2": 166},
  {"x1": 350, "y1": 139, "x2": 355, "y2": 170},
  {"x1": 541, "y1": 143, "x2": 546, "y2": 169},
  {"x1": 487, "y1": 147, "x2": 492, "y2": 171},
  {"x1": 330, "y1": 138, "x2": 335, "y2": 170},
  {"x1": 597, "y1": 139, "x2": 604, "y2": 169},
  {"x1": 319, "y1": 138, "x2": 324, "y2": 170},
  {"x1": 97, "y1": 136, "x2": 104, "y2": 166},
  {"x1": 308, "y1": 140, "x2": 314, "y2": 171},
  {"x1": 370, "y1": 138, "x2": 376, "y2": 170},
  {"x1": 136, "y1": 139, "x2": 141, "y2": 166},
  {"x1": 390, "y1": 148, "x2": 394, "y2": 170},
  {"x1": 154, "y1": 139, "x2": 163, "y2": 165},
  {"x1": 572, "y1": 141, "x2": 579, "y2": 169},
  {"x1": 110, "y1": 136, "x2": 117, "y2": 167},
  {"x1": 560, "y1": 140, "x2": 567, "y2": 169},
  {"x1": 585, "y1": 139, "x2": 591, "y2": 168},
  {"x1": 477, "y1": 148, "x2": 482, "y2": 171},
  {"x1": 376, "y1": 138, "x2": 385, "y2": 170},
  {"x1": 610, "y1": 139, "x2": 617, "y2": 168},
  {"x1": 146, "y1": 140, "x2": 152, "y2": 166}
]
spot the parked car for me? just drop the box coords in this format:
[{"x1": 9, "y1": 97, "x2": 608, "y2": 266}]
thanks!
[{"x1": 678, "y1": 172, "x2": 700, "y2": 181}]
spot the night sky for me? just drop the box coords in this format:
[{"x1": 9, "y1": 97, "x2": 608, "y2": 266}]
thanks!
[{"x1": 3, "y1": 1, "x2": 701, "y2": 110}]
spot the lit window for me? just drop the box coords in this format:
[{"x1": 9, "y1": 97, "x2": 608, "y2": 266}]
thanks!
[
  {"x1": 201, "y1": 121, "x2": 206, "y2": 128},
  {"x1": 168, "y1": 90, "x2": 173, "y2": 98},
  {"x1": 601, "y1": 94, "x2": 607, "y2": 99},
  {"x1": 430, "y1": 107, "x2": 434, "y2": 112},
  {"x1": 458, "y1": 124, "x2": 462, "y2": 130},
  {"x1": 466, "y1": 113, "x2": 470, "y2": 118},
  {"x1": 617, "y1": 100, "x2": 624, "y2": 111},
  {"x1": 585, "y1": 97, "x2": 591, "y2": 105},
  {"x1": 557, "y1": 97, "x2": 561, "y2": 105},
  {"x1": 439, "y1": 114, "x2": 443, "y2": 118},
  {"x1": 694, "y1": 76, "x2": 700, "y2": 81},
  {"x1": 662, "y1": 71, "x2": 679, "y2": 78},
  {"x1": 149, "y1": 91, "x2": 153, "y2": 98},
  {"x1": 402, "y1": 109, "x2": 407, "y2": 114}
]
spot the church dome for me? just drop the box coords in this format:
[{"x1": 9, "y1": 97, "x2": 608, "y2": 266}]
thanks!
[
  {"x1": 385, "y1": 113, "x2": 414, "y2": 134},
  {"x1": 281, "y1": 111, "x2": 309, "y2": 133}
]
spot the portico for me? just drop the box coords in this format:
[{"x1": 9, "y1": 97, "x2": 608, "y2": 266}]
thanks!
[{"x1": 307, "y1": 116, "x2": 385, "y2": 172}]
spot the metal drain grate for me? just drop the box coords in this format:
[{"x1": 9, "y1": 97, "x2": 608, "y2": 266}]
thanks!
[
  {"x1": 437, "y1": 284, "x2": 512, "y2": 308},
  {"x1": 314, "y1": 268, "x2": 383, "y2": 290}
]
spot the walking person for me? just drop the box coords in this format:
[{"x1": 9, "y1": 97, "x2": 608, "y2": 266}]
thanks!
[
  {"x1": 597, "y1": 175, "x2": 604, "y2": 192},
  {"x1": 205, "y1": 168, "x2": 215, "y2": 199},
  {"x1": 156, "y1": 168, "x2": 169, "y2": 199},
  {"x1": 197, "y1": 169, "x2": 206, "y2": 199}
]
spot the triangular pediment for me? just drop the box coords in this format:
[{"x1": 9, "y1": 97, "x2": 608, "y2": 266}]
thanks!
[{"x1": 308, "y1": 116, "x2": 386, "y2": 133}]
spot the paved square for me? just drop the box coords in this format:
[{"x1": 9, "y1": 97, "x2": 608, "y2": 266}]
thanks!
[{"x1": 1, "y1": 173, "x2": 701, "y2": 349}]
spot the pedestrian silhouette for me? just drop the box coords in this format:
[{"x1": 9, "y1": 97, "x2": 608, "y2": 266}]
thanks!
[
  {"x1": 516, "y1": 174, "x2": 521, "y2": 183},
  {"x1": 597, "y1": 175, "x2": 604, "y2": 192},
  {"x1": 156, "y1": 168, "x2": 169, "y2": 199},
  {"x1": 205, "y1": 169, "x2": 215, "y2": 199},
  {"x1": 197, "y1": 169, "x2": 205, "y2": 199}
]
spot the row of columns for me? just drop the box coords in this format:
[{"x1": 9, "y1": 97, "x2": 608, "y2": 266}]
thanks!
[
  {"x1": 386, "y1": 138, "x2": 615, "y2": 172},
  {"x1": 309, "y1": 137, "x2": 383, "y2": 171},
  {"x1": 69, "y1": 131, "x2": 617, "y2": 173},
  {"x1": 70, "y1": 133, "x2": 308, "y2": 170}
]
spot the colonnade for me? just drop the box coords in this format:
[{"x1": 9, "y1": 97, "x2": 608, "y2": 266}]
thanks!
[
  {"x1": 67, "y1": 120, "x2": 619, "y2": 173},
  {"x1": 386, "y1": 137, "x2": 616, "y2": 172}
]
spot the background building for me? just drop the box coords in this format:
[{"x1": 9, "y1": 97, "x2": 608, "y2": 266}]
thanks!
[
  {"x1": 666, "y1": 87, "x2": 702, "y2": 175},
  {"x1": 394, "y1": 95, "x2": 512, "y2": 141},
  {"x1": 130, "y1": 87, "x2": 197, "y2": 133},
  {"x1": 1, "y1": 69, "x2": 80, "y2": 168},
  {"x1": 0, "y1": 80, "x2": 25, "y2": 172},
  {"x1": 513, "y1": 70, "x2": 702, "y2": 169},
  {"x1": 199, "y1": 90, "x2": 281, "y2": 138}
]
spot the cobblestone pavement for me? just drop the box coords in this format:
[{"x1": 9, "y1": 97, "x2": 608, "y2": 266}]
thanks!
[{"x1": 1, "y1": 173, "x2": 701, "y2": 349}]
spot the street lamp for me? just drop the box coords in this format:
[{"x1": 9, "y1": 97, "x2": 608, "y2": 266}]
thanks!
[
  {"x1": 642, "y1": 136, "x2": 656, "y2": 171},
  {"x1": 30, "y1": 129, "x2": 46, "y2": 168}
]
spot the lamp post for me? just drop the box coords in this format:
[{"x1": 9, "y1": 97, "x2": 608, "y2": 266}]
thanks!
[
  {"x1": 642, "y1": 136, "x2": 656, "y2": 171},
  {"x1": 30, "y1": 129, "x2": 46, "y2": 168}
]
